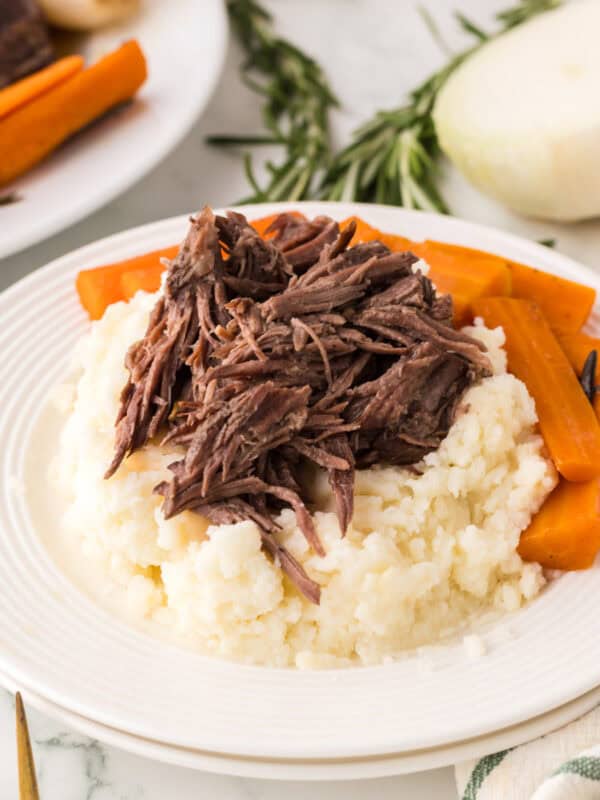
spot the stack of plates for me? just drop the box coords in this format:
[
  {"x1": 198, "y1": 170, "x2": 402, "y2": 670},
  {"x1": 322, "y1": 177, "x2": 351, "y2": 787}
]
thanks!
[{"x1": 1, "y1": 203, "x2": 599, "y2": 780}]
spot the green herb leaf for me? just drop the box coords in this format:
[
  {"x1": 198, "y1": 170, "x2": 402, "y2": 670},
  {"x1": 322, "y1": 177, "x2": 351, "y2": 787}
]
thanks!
[
  {"x1": 496, "y1": 0, "x2": 561, "y2": 29},
  {"x1": 454, "y1": 12, "x2": 489, "y2": 42},
  {"x1": 208, "y1": 0, "x2": 337, "y2": 202},
  {"x1": 537, "y1": 237, "x2": 557, "y2": 248}
]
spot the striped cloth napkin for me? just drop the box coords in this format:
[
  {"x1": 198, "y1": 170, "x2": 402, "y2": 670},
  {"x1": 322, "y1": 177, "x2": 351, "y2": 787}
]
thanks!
[{"x1": 455, "y1": 706, "x2": 600, "y2": 799}]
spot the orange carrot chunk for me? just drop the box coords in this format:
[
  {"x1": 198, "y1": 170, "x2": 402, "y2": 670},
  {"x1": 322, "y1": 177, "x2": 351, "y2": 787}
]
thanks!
[
  {"x1": 427, "y1": 240, "x2": 595, "y2": 333},
  {"x1": 0, "y1": 55, "x2": 85, "y2": 120},
  {"x1": 417, "y1": 242, "x2": 512, "y2": 297},
  {"x1": 473, "y1": 297, "x2": 600, "y2": 482},
  {"x1": 76, "y1": 245, "x2": 178, "y2": 320},
  {"x1": 509, "y1": 261, "x2": 595, "y2": 334},
  {"x1": 120, "y1": 263, "x2": 166, "y2": 301},
  {"x1": 410, "y1": 243, "x2": 511, "y2": 327},
  {"x1": 76, "y1": 267, "x2": 124, "y2": 321},
  {"x1": 518, "y1": 478, "x2": 600, "y2": 570},
  {"x1": 0, "y1": 40, "x2": 147, "y2": 187},
  {"x1": 340, "y1": 217, "x2": 414, "y2": 251},
  {"x1": 379, "y1": 231, "x2": 414, "y2": 252},
  {"x1": 558, "y1": 332, "x2": 600, "y2": 374}
]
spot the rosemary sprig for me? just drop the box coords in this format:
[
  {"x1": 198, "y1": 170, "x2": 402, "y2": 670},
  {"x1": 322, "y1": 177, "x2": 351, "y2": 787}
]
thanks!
[
  {"x1": 207, "y1": 0, "x2": 337, "y2": 202},
  {"x1": 319, "y1": 0, "x2": 561, "y2": 211},
  {"x1": 496, "y1": 0, "x2": 561, "y2": 28},
  {"x1": 214, "y1": 0, "x2": 561, "y2": 210}
]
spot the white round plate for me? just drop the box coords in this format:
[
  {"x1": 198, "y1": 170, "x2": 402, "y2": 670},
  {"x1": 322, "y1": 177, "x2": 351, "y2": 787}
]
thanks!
[
  {"x1": 4, "y1": 673, "x2": 600, "y2": 780},
  {"x1": 0, "y1": 202, "x2": 599, "y2": 766},
  {"x1": 0, "y1": 0, "x2": 228, "y2": 259}
]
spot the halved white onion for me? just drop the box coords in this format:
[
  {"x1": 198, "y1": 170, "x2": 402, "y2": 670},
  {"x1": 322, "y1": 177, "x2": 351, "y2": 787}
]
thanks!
[{"x1": 434, "y1": 0, "x2": 600, "y2": 222}]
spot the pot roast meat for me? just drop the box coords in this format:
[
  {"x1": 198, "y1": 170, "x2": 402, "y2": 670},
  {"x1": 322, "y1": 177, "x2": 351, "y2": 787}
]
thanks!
[
  {"x1": 106, "y1": 207, "x2": 223, "y2": 478},
  {"x1": 107, "y1": 208, "x2": 492, "y2": 602},
  {"x1": 265, "y1": 214, "x2": 340, "y2": 271},
  {"x1": 0, "y1": 0, "x2": 53, "y2": 89}
]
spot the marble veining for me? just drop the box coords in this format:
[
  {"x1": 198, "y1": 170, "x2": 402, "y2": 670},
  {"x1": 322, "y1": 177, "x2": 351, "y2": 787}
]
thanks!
[{"x1": 0, "y1": 686, "x2": 456, "y2": 798}]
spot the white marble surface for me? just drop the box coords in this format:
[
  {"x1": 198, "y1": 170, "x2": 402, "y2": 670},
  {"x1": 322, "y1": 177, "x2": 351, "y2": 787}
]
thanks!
[{"x1": 2, "y1": 1, "x2": 600, "y2": 797}]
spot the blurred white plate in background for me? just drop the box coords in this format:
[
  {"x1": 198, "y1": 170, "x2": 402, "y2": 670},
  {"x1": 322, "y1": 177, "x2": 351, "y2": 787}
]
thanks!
[{"x1": 0, "y1": 0, "x2": 228, "y2": 259}]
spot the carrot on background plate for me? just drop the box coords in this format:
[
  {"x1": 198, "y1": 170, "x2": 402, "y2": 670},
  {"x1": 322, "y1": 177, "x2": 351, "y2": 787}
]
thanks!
[
  {"x1": 77, "y1": 244, "x2": 178, "y2": 320},
  {"x1": 473, "y1": 297, "x2": 600, "y2": 482},
  {"x1": 518, "y1": 478, "x2": 600, "y2": 570},
  {"x1": 0, "y1": 40, "x2": 147, "y2": 187},
  {"x1": 0, "y1": 55, "x2": 85, "y2": 120}
]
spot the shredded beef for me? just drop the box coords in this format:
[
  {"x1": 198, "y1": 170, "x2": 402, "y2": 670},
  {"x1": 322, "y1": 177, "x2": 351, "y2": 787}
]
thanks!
[
  {"x1": 0, "y1": 0, "x2": 54, "y2": 89},
  {"x1": 106, "y1": 208, "x2": 492, "y2": 603}
]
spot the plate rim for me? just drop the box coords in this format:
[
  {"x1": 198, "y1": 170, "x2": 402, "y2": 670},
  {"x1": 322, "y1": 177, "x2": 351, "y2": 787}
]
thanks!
[
  {"x1": 3, "y1": 674, "x2": 600, "y2": 780},
  {"x1": 0, "y1": 201, "x2": 599, "y2": 761},
  {"x1": 4, "y1": 200, "x2": 599, "y2": 300}
]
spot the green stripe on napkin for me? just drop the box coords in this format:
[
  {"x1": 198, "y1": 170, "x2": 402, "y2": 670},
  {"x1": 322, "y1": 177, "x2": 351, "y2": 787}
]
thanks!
[
  {"x1": 462, "y1": 749, "x2": 512, "y2": 800},
  {"x1": 554, "y1": 755, "x2": 600, "y2": 781}
]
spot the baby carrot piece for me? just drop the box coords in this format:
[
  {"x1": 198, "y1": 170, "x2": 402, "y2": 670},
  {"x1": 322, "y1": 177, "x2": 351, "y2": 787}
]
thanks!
[
  {"x1": 414, "y1": 242, "x2": 512, "y2": 297},
  {"x1": 509, "y1": 262, "x2": 595, "y2": 334},
  {"x1": 473, "y1": 297, "x2": 600, "y2": 481},
  {"x1": 409, "y1": 243, "x2": 511, "y2": 326},
  {"x1": 518, "y1": 478, "x2": 600, "y2": 570},
  {"x1": 0, "y1": 40, "x2": 147, "y2": 187},
  {"x1": 120, "y1": 263, "x2": 166, "y2": 300},
  {"x1": 558, "y1": 332, "x2": 600, "y2": 374},
  {"x1": 379, "y1": 231, "x2": 414, "y2": 252},
  {"x1": 77, "y1": 245, "x2": 178, "y2": 320},
  {"x1": 0, "y1": 55, "x2": 84, "y2": 120},
  {"x1": 427, "y1": 240, "x2": 595, "y2": 333}
]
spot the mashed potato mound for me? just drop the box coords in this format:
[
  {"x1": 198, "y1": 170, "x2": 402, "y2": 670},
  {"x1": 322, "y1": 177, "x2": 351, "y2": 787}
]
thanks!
[{"x1": 54, "y1": 291, "x2": 556, "y2": 667}]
